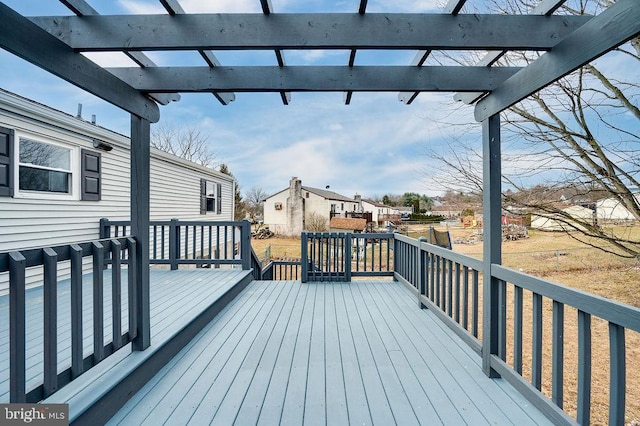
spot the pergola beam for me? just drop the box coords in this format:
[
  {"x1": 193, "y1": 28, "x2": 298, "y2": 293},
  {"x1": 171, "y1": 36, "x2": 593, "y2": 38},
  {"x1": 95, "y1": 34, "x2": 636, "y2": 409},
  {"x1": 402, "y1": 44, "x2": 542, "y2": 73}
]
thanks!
[
  {"x1": 59, "y1": 0, "x2": 179, "y2": 107},
  {"x1": 105, "y1": 65, "x2": 521, "y2": 93},
  {"x1": 0, "y1": 3, "x2": 159, "y2": 122},
  {"x1": 453, "y1": 0, "x2": 570, "y2": 105},
  {"x1": 31, "y1": 14, "x2": 591, "y2": 51},
  {"x1": 157, "y1": 0, "x2": 235, "y2": 105},
  {"x1": 260, "y1": 0, "x2": 291, "y2": 105},
  {"x1": 345, "y1": 0, "x2": 369, "y2": 105},
  {"x1": 475, "y1": 0, "x2": 640, "y2": 121}
]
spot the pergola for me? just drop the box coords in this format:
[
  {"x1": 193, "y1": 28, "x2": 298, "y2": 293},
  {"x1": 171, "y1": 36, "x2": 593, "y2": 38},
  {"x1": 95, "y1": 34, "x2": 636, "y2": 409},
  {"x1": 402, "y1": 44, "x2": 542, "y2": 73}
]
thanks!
[{"x1": 1, "y1": 0, "x2": 638, "y2": 384}]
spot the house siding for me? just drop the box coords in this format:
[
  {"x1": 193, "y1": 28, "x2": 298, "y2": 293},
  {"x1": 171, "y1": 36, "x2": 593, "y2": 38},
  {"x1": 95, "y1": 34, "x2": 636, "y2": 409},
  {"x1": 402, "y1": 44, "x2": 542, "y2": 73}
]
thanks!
[{"x1": 0, "y1": 89, "x2": 234, "y2": 292}]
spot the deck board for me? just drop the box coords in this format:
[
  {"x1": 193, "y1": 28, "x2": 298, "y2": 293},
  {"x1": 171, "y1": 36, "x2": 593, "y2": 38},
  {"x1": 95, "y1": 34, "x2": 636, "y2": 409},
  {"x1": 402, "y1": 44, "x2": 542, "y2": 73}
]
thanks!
[
  {"x1": 109, "y1": 280, "x2": 553, "y2": 425},
  {"x1": 0, "y1": 267, "x2": 249, "y2": 402}
]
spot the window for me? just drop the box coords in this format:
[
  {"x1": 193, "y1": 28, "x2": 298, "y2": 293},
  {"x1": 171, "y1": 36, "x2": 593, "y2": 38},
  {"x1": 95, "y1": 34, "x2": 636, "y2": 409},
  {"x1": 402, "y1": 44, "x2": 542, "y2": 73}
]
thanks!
[
  {"x1": 18, "y1": 137, "x2": 72, "y2": 193},
  {"x1": 200, "y1": 179, "x2": 222, "y2": 214},
  {"x1": 274, "y1": 202, "x2": 283, "y2": 210}
]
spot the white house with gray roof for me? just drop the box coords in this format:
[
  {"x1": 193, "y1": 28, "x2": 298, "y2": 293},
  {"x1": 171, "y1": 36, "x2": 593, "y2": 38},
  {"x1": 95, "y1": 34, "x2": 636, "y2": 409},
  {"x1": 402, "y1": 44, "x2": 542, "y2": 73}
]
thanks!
[{"x1": 263, "y1": 177, "x2": 359, "y2": 236}]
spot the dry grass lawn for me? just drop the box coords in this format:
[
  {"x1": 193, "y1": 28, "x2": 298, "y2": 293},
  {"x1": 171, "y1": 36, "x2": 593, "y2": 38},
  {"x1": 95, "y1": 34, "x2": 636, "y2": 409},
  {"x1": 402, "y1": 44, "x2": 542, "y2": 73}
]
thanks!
[{"x1": 251, "y1": 225, "x2": 640, "y2": 424}]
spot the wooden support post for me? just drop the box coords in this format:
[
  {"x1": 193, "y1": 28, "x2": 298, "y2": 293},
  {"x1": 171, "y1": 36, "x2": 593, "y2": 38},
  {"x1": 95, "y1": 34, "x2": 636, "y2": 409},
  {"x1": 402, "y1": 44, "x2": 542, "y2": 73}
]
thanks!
[
  {"x1": 131, "y1": 114, "x2": 151, "y2": 351},
  {"x1": 481, "y1": 113, "x2": 502, "y2": 378}
]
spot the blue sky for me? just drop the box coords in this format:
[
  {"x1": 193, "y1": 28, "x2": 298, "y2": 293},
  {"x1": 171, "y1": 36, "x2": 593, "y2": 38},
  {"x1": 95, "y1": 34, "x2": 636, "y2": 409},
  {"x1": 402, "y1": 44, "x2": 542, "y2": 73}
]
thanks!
[{"x1": 1, "y1": 1, "x2": 637, "y2": 199}]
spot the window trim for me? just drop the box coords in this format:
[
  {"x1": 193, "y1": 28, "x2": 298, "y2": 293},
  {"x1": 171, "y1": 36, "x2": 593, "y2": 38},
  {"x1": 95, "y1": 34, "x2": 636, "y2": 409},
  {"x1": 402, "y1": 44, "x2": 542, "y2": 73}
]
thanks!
[
  {"x1": 13, "y1": 132, "x2": 80, "y2": 201},
  {"x1": 200, "y1": 178, "x2": 222, "y2": 215}
]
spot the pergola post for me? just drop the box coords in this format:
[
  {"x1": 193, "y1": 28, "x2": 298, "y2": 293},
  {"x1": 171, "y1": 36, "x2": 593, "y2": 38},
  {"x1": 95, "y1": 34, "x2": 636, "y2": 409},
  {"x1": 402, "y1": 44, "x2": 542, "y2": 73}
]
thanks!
[
  {"x1": 481, "y1": 113, "x2": 502, "y2": 378},
  {"x1": 130, "y1": 114, "x2": 151, "y2": 351}
]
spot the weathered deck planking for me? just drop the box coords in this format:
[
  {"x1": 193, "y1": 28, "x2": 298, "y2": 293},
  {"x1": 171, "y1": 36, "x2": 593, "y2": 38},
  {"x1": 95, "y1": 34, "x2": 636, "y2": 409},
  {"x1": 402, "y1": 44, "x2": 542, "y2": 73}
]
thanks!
[
  {"x1": 0, "y1": 268, "x2": 249, "y2": 402},
  {"x1": 109, "y1": 280, "x2": 552, "y2": 425}
]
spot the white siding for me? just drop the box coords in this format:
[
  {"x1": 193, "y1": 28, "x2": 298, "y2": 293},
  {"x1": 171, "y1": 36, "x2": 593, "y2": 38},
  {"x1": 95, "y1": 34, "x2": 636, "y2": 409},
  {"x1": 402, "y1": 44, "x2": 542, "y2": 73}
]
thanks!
[{"x1": 0, "y1": 90, "x2": 235, "y2": 292}]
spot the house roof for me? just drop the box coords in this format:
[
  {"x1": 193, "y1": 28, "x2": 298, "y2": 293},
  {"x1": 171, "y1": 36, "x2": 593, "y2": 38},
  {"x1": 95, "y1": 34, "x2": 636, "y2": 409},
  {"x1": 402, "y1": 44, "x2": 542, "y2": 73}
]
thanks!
[
  {"x1": 329, "y1": 217, "x2": 367, "y2": 231},
  {"x1": 264, "y1": 184, "x2": 355, "y2": 203},
  {"x1": 362, "y1": 199, "x2": 391, "y2": 208},
  {"x1": 302, "y1": 186, "x2": 354, "y2": 202}
]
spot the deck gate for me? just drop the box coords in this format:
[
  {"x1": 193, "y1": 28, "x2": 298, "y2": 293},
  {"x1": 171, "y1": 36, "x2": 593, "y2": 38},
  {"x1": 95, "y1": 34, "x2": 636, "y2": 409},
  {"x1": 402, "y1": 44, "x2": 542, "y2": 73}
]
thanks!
[
  {"x1": 301, "y1": 232, "x2": 394, "y2": 282},
  {"x1": 302, "y1": 232, "x2": 350, "y2": 282}
]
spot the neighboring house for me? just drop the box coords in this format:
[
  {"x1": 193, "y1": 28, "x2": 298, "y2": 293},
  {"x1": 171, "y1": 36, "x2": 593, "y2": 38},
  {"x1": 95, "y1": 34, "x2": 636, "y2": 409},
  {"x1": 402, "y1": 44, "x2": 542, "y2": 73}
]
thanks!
[
  {"x1": 263, "y1": 177, "x2": 359, "y2": 236},
  {"x1": 0, "y1": 89, "x2": 235, "y2": 290},
  {"x1": 361, "y1": 199, "x2": 395, "y2": 225},
  {"x1": 329, "y1": 217, "x2": 367, "y2": 233},
  {"x1": 530, "y1": 205, "x2": 595, "y2": 231},
  {"x1": 596, "y1": 197, "x2": 638, "y2": 223}
]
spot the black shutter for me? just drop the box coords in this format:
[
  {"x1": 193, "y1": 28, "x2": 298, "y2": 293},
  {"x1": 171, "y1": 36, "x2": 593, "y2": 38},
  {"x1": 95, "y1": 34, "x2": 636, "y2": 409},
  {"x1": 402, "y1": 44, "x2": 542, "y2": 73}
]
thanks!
[
  {"x1": 216, "y1": 183, "x2": 222, "y2": 214},
  {"x1": 81, "y1": 149, "x2": 101, "y2": 201},
  {"x1": 0, "y1": 127, "x2": 14, "y2": 197},
  {"x1": 200, "y1": 178, "x2": 206, "y2": 214}
]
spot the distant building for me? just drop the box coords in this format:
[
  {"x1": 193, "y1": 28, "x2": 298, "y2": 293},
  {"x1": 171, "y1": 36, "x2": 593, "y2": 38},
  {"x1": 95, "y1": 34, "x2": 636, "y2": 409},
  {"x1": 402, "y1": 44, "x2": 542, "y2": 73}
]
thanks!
[{"x1": 263, "y1": 177, "x2": 360, "y2": 236}]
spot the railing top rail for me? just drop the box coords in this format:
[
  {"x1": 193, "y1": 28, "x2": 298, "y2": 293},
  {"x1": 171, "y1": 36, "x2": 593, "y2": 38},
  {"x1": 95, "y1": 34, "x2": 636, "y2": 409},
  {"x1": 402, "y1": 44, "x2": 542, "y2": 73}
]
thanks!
[
  {"x1": 493, "y1": 264, "x2": 640, "y2": 332},
  {"x1": 268, "y1": 260, "x2": 302, "y2": 266},
  {"x1": 0, "y1": 237, "x2": 132, "y2": 272},
  {"x1": 103, "y1": 218, "x2": 247, "y2": 228},
  {"x1": 395, "y1": 233, "x2": 483, "y2": 271}
]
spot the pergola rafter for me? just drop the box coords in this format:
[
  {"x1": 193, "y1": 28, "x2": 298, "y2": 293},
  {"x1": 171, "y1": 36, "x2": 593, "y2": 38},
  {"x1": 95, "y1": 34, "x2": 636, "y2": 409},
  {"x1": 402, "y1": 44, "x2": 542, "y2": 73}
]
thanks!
[
  {"x1": 59, "y1": 0, "x2": 181, "y2": 107},
  {"x1": 156, "y1": 0, "x2": 235, "y2": 105}
]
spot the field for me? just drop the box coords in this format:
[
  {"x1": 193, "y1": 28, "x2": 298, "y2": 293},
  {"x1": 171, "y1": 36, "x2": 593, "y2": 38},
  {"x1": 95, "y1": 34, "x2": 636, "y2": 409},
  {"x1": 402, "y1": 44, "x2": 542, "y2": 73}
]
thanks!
[{"x1": 251, "y1": 225, "x2": 640, "y2": 424}]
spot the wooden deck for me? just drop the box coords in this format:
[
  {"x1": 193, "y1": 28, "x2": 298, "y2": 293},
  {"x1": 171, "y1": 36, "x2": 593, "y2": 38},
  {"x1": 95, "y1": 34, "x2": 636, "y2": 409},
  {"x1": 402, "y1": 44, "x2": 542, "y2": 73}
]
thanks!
[
  {"x1": 108, "y1": 280, "x2": 552, "y2": 425},
  {"x1": 0, "y1": 268, "x2": 252, "y2": 404}
]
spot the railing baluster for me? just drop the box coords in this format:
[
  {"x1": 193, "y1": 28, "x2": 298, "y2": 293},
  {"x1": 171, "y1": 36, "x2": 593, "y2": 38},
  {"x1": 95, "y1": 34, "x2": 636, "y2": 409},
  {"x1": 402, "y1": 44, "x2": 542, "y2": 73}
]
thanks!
[
  {"x1": 192, "y1": 225, "x2": 196, "y2": 259},
  {"x1": 532, "y1": 292, "x2": 543, "y2": 390},
  {"x1": 447, "y1": 260, "x2": 453, "y2": 317},
  {"x1": 435, "y1": 256, "x2": 441, "y2": 307},
  {"x1": 462, "y1": 266, "x2": 469, "y2": 330},
  {"x1": 161, "y1": 225, "x2": 165, "y2": 260},
  {"x1": 577, "y1": 309, "x2": 591, "y2": 425},
  {"x1": 472, "y1": 270, "x2": 479, "y2": 338},
  {"x1": 92, "y1": 242, "x2": 105, "y2": 362},
  {"x1": 70, "y1": 244, "x2": 84, "y2": 378},
  {"x1": 498, "y1": 279, "x2": 507, "y2": 361},
  {"x1": 112, "y1": 240, "x2": 122, "y2": 350},
  {"x1": 454, "y1": 262, "x2": 461, "y2": 322},
  {"x1": 43, "y1": 247, "x2": 58, "y2": 397},
  {"x1": 552, "y1": 300, "x2": 564, "y2": 408},
  {"x1": 153, "y1": 225, "x2": 157, "y2": 260},
  {"x1": 609, "y1": 322, "x2": 625, "y2": 425},
  {"x1": 514, "y1": 286, "x2": 523, "y2": 374},
  {"x1": 224, "y1": 226, "x2": 229, "y2": 260},
  {"x1": 207, "y1": 225, "x2": 212, "y2": 261},
  {"x1": 201, "y1": 225, "x2": 205, "y2": 261},
  {"x1": 9, "y1": 251, "x2": 27, "y2": 403}
]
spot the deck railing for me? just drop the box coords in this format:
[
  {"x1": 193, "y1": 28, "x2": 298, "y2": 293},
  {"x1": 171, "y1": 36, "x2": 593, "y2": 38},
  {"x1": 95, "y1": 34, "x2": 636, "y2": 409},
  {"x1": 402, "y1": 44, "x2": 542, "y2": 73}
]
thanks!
[
  {"x1": 100, "y1": 219, "x2": 252, "y2": 270},
  {"x1": 261, "y1": 260, "x2": 302, "y2": 280},
  {"x1": 0, "y1": 237, "x2": 139, "y2": 403},
  {"x1": 393, "y1": 233, "x2": 640, "y2": 425},
  {"x1": 301, "y1": 232, "x2": 393, "y2": 282}
]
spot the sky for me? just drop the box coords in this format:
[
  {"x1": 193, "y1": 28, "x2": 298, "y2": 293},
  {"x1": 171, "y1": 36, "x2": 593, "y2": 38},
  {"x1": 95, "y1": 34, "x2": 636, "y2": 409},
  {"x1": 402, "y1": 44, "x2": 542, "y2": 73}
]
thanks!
[{"x1": 0, "y1": 1, "x2": 637, "y2": 200}]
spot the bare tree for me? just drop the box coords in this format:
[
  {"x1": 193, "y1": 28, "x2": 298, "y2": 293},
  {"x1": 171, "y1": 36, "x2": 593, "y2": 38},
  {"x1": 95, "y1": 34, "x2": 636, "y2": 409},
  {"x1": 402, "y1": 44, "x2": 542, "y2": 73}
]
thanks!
[
  {"x1": 151, "y1": 122, "x2": 218, "y2": 168},
  {"x1": 423, "y1": 0, "x2": 640, "y2": 258},
  {"x1": 245, "y1": 186, "x2": 268, "y2": 223},
  {"x1": 305, "y1": 212, "x2": 328, "y2": 232}
]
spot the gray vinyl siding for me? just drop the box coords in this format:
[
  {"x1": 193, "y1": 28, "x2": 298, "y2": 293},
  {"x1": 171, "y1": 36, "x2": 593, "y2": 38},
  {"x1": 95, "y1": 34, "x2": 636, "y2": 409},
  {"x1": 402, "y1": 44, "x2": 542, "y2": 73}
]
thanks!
[{"x1": 0, "y1": 89, "x2": 234, "y2": 292}]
